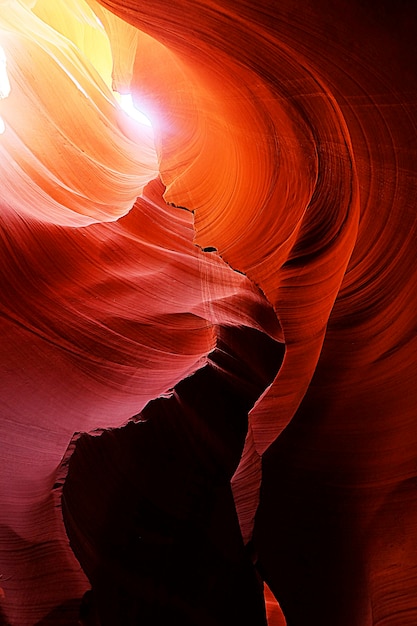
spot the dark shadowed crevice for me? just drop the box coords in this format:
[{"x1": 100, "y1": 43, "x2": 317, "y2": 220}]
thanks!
[
  {"x1": 254, "y1": 418, "x2": 369, "y2": 626},
  {"x1": 62, "y1": 325, "x2": 284, "y2": 625}
]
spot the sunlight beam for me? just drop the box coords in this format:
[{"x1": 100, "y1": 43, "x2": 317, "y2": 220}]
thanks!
[{"x1": 118, "y1": 93, "x2": 153, "y2": 127}]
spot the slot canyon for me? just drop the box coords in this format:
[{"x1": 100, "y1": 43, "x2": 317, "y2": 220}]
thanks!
[{"x1": 0, "y1": 0, "x2": 416, "y2": 624}]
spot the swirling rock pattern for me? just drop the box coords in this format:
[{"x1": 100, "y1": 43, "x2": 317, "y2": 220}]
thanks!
[{"x1": 0, "y1": 0, "x2": 416, "y2": 624}]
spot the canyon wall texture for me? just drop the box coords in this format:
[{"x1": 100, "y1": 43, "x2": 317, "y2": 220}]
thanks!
[{"x1": 0, "y1": 0, "x2": 416, "y2": 624}]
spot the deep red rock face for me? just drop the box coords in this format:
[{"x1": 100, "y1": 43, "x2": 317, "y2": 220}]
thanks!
[{"x1": 1, "y1": 0, "x2": 417, "y2": 624}]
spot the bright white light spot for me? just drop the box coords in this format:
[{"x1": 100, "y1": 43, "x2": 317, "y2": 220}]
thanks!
[
  {"x1": 94, "y1": 15, "x2": 104, "y2": 29},
  {"x1": 119, "y1": 93, "x2": 152, "y2": 127},
  {"x1": 0, "y1": 45, "x2": 11, "y2": 99},
  {"x1": 0, "y1": 116, "x2": 4, "y2": 134}
]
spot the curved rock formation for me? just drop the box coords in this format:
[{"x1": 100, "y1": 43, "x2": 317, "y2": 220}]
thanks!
[{"x1": 0, "y1": 0, "x2": 416, "y2": 624}]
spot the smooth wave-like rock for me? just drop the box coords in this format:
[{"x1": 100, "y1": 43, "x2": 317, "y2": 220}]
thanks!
[
  {"x1": 0, "y1": 0, "x2": 416, "y2": 624},
  {"x1": 0, "y1": 174, "x2": 282, "y2": 623}
]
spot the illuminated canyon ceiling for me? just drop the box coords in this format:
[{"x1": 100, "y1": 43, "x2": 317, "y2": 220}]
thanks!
[{"x1": 0, "y1": 0, "x2": 416, "y2": 624}]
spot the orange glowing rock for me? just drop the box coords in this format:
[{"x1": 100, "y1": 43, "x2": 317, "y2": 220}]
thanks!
[{"x1": 0, "y1": 0, "x2": 158, "y2": 226}]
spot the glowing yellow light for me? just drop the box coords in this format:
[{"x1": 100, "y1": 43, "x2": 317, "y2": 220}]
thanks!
[{"x1": 119, "y1": 93, "x2": 153, "y2": 127}]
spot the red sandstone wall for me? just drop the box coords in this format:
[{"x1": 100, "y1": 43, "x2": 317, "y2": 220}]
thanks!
[{"x1": 0, "y1": 0, "x2": 416, "y2": 624}]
